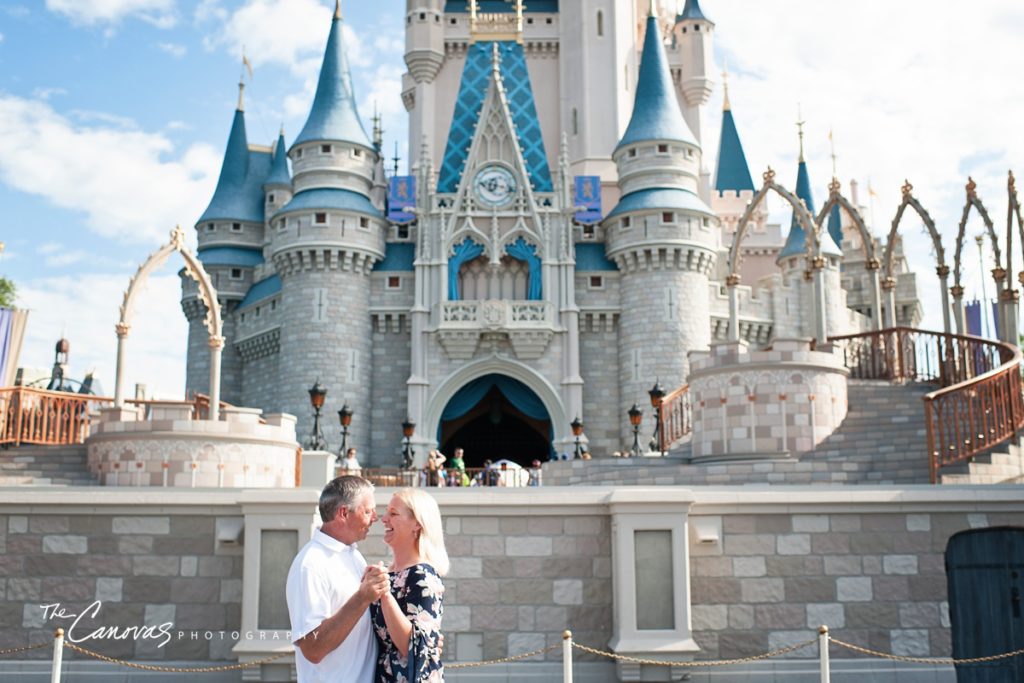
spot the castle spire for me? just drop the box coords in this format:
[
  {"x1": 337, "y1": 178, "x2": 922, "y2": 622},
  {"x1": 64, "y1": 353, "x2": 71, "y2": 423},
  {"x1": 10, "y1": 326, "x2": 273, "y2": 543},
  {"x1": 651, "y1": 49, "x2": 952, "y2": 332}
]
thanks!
[
  {"x1": 722, "y1": 64, "x2": 730, "y2": 111},
  {"x1": 265, "y1": 128, "x2": 291, "y2": 188},
  {"x1": 616, "y1": 9, "x2": 697, "y2": 150},
  {"x1": 292, "y1": 2, "x2": 371, "y2": 149},
  {"x1": 713, "y1": 76, "x2": 754, "y2": 193},
  {"x1": 236, "y1": 80, "x2": 245, "y2": 112},
  {"x1": 677, "y1": 0, "x2": 709, "y2": 22},
  {"x1": 199, "y1": 92, "x2": 258, "y2": 223},
  {"x1": 796, "y1": 104, "x2": 806, "y2": 162}
]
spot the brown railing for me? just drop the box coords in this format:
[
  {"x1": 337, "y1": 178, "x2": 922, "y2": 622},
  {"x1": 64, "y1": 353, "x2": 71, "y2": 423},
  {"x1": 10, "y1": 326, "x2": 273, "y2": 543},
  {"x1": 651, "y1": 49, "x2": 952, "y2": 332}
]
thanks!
[
  {"x1": 0, "y1": 388, "x2": 225, "y2": 447},
  {"x1": 829, "y1": 327, "x2": 1024, "y2": 482},
  {"x1": 360, "y1": 466, "x2": 541, "y2": 488},
  {"x1": 0, "y1": 387, "x2": 113, "y2": 447},
  {"x1": 659, "y1": 385, "x2": 692, "y2": 449}
]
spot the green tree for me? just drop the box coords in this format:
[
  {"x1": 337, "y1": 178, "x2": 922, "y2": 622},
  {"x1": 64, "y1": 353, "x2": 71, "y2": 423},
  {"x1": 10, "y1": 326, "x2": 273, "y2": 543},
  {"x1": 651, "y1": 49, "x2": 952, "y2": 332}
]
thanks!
[{"x1": 0, "y1": 277, "x2": 15, "y2": 309}]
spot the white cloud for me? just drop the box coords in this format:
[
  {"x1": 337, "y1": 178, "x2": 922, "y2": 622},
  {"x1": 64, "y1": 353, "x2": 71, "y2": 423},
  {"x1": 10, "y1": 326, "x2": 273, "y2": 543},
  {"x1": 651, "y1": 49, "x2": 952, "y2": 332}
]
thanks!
[
  {"x1": 700, "y1": 0, "x2": 1024, "y2": 331},
  {"x1": 46, "y1": 0, "x2": 177, "y2": 28},
  {"x1": 17, "y1": 273, "x2": 187, "y2": 398},
  {"x1": 158, "y1": 41, "x2": 187, "y2": 58},
  {"x1": 0, "y1": 95, "x2": 219, "y2": 245},
  {"x1": 31, "y1": 87, "x2": 67, "y2": 101}
]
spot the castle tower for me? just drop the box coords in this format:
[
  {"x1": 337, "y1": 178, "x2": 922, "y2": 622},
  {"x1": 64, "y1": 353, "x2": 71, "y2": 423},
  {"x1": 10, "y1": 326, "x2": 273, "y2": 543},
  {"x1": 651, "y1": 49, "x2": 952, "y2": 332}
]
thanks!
[
  {"x1": 270, "y1": 2, "x2": 385, "y2": 454},
  {"x1": 776, "y1": 126, "x2": 843, "y2": 338},
  {"x1": 605, "y1": 3, "x2": 717, "y2": 447},
  {"x1": 185, "y1": 82, "x2": 271, "y2": 405},
  {"x1": 403, "y1": 0, "x2": 444, "y2": 170},
  {"x1": 671, "y1": 0, "x2": 715, "y2": 201}
]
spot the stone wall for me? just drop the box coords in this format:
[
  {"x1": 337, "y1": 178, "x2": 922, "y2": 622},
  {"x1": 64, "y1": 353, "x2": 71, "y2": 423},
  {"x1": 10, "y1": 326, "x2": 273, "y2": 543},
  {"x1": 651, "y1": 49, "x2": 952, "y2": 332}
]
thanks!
[{"x1": 369, "y1": 323, "x2": 412, "y2": 466}]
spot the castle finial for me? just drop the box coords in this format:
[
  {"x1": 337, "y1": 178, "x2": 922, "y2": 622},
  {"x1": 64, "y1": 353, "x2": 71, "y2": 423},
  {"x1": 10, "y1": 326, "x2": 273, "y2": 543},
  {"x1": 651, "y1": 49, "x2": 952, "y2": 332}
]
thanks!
[
  {"x1": 237, "y1": 80, "x2": 245, "y2": 112},
  {"x1": 279, "y1": 122, "x2": 285, "y2": 137},
  {"x1": 491, "y1": 42, "x2": 501, "y2": 76},
  {"x1": 829, "y1": 128, "x2": 837, "y2": 178},
  {"x1": 722, "y1": 61, "x2": 730, "y2": 111},
  {"x1": 649, "y1": 0, "x2": 658, "y2": 18},
  {"x1": 334, "y1": 0, "x2": 342, "y2": 20},
  {"x1": 796, "y1": 104, "x2": 805, "y2": 162}
]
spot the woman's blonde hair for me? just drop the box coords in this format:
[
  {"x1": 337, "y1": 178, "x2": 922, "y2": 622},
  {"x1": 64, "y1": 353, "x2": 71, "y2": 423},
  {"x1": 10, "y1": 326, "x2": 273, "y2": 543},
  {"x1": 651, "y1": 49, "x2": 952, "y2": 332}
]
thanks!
[{"x1": 393, "y1": 488, "x2": 450, "y2": 576}]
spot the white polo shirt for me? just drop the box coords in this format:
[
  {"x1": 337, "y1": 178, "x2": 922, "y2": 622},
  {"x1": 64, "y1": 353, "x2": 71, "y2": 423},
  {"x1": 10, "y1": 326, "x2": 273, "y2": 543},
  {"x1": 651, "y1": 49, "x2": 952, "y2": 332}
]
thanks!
[{"x1": 286, "y1": 529, "x2": 377, "y2": 683}]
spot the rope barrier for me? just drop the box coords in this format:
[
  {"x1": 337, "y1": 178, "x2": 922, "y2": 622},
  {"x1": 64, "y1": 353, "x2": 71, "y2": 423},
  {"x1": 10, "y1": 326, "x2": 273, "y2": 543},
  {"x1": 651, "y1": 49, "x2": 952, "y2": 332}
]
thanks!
[
  {"x1": 829, "y1": 637, "x2": 1024, "y2": 665},
  {"x1": 10, "y1": 629, "x2": 1024, "y2": 677},
  {"x1": 571, "y1": 638, "x2": 819, "y2": 667}
]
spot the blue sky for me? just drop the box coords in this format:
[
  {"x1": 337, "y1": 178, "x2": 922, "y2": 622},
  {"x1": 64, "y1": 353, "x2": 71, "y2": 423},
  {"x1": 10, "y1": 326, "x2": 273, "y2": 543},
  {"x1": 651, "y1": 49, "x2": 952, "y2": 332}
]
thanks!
[{"x1": 1, "y1": 0, "x2": 1022, "y2": 397}]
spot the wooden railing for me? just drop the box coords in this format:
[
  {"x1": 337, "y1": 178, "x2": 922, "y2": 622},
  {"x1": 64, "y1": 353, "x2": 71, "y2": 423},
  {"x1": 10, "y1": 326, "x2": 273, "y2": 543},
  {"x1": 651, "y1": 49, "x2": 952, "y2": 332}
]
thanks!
[
  {"x1": 0, "y1": 388, "x2": 224, "y2": 447},
  {"x1": 0, "y1": 387, "x2": 113, "y2": 447},
  {"x1": 829, "y1": 327, "x2": 1024, "y2": 483},
  {"x1": 659, "y1": 385, "x2": 692, "y2": 450},
  {"x1": 360, "y1": 466, "x2": 540, "y2": 488}
]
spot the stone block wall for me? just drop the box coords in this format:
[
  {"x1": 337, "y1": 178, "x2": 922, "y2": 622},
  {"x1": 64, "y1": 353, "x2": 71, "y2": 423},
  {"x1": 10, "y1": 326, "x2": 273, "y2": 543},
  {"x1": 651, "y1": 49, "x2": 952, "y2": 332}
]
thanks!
[
  {"x1": 0, "y1": 512, "x2": 243, "y2": 662},
  {"x1": 369, "y1": 324, "x2": 412, "y2": 466}
]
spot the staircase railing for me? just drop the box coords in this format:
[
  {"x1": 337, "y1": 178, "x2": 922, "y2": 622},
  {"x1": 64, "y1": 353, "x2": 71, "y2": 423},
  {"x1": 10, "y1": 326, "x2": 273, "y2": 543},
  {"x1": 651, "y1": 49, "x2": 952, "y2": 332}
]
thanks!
[
  {"x1": 658, "y1": 385, "x2": 692, "y2": 449},
  {"x1": 828, "y1": 327, "x2": 1024, "y2": 483}
]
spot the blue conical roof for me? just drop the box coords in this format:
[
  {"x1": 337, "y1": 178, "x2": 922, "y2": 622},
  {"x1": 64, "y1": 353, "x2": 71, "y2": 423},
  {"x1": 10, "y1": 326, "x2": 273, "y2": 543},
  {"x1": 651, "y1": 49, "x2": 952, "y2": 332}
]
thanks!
[
  {"x1": 199, "y1": 108, "x2": 268, "y2": 224},
  {"x1": 779, "y1": 160, "x2": 841, "y2": 261},
  {"x1": 677, "y1": 0, "x2": 712, "y2": 23},
  {"x1": 617, "y1": 14, "x2": 697, "y2": 151},
  {"x1": 293, "y1": 11, "x2": 372, "y2": 149},
  {"x1": 714, "y1": 108, "x2": 754, "y2": 192},
  {"x1": 827, "y1": 203, "x2": 843, "y2": 249},
  {"x1": 265, "y1": 132, "x2": 291, "y2": 187}
]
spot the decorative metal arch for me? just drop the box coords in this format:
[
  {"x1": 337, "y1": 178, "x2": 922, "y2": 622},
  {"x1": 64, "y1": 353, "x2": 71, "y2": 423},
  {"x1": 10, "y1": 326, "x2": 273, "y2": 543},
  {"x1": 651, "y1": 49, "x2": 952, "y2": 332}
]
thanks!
[
  {"x1": 882, "y1": 181, "x2": 951, "y2": 332},
  {"x1": 815, "y1": 178, "x2": 884, "y2": 331},
  {"x1": 951, "y1": 177, "x2": 1002, "y2": 335},
  {"x1": 114, "y1": 225, "x2": 224, "y2": 420},
  {"x1": 725, "y1": 167, "x2": 829, "y2": 342}
]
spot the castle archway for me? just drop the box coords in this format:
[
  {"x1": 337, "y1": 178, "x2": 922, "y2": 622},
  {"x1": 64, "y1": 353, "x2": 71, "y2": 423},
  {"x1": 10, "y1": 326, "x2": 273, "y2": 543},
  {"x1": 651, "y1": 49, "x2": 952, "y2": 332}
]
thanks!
[{"x1": 423, "y1": 358, "x2": 568, "y2": 465}]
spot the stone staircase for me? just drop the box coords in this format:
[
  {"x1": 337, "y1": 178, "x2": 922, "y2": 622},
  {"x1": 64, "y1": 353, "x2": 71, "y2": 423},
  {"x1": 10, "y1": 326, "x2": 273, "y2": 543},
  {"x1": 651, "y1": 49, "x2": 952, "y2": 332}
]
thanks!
[
  {"x1": 546, "y1": 379, "x2": 1024, "y2": 486},
  {"x1": 0, "y1": 445, "x2": 97, "y2": 486}
]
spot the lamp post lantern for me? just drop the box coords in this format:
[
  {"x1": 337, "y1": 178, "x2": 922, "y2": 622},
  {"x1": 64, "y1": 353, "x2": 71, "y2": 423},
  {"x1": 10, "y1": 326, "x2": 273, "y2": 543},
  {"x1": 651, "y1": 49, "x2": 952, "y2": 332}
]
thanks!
[
  {"x1": 648, "y1": 380, "x2": 666, "y2": 456},
  {"x1": 627, "y1": 403, "x2": 643, "y2": 458},
  {"x1": 337, "y1": 403, "x2": 353, "y2": 463},
  {"x1": 570, "y1": 417, "x2": 584, "y2": 459},
  {"x1": 401, "y1": 419, "x2": 416, "y2": 469},
  {"x1": 306, "y1": 380, "x2": 328, "y2": 451}
]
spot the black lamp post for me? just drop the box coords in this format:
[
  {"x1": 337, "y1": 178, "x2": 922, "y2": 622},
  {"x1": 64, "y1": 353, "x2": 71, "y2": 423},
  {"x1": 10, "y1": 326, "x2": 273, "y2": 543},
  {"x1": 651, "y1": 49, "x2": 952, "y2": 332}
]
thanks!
[
  {"x1": 628, "y1": 403, "x2": 643, "y2": 457},
  {"x1": 401, "y1": 419, "x2": 416, "y2": 469},
  {"x1": 306, "y1": 380, "x2": 328, "y2": 451},
  {"x1": 337, "y1": 403, "x2": 353, "y2": 462},
  {"x1": 570, "y1": 417, "x2": 584, "y2": 459},
  {"x1": 648, "y1": 380, "x2": 666, "y2": 456}
]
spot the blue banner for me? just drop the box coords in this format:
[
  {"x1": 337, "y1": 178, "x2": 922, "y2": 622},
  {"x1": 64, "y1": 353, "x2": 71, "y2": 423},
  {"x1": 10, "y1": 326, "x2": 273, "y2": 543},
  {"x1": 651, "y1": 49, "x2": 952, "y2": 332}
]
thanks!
[
  {"x1": 388, "y1": 176, "x2": 416, "y2": 224},
  {"x1": 965, "y1": 300, "x2": 982, "y2": 337},
  {"x1": 574, "y1": 176, "x2": 602, "y2": 225}
]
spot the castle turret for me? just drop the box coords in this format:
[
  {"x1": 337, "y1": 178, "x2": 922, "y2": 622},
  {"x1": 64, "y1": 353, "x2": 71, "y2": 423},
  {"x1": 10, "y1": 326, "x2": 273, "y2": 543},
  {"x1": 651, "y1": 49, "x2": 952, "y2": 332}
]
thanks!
[
  {"x1": 185, "y1": 82, "x2": 271, "y2": 404},
  {"x1": 263, "y1": 128, "x2": 293, "y2": 215},
  {"x1": 605, "y1": 3, "x2": 717, "y2": 448},
  {"x1": 402, "y1": 0, "x2": 444, "y2": 170},
  {"x1": 671, "y1": 0, "x2": 714, "y2": 201},
  {"x1": 271, "y1": 1, "x2": 385, "y2": 456}
]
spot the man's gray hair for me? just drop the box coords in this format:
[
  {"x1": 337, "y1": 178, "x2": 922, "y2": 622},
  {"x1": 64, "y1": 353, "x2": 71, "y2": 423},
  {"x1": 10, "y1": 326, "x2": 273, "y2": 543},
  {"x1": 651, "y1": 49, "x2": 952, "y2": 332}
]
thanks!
[{"x1": 319, "y1": 475, "x2": 374, "y2": 522}]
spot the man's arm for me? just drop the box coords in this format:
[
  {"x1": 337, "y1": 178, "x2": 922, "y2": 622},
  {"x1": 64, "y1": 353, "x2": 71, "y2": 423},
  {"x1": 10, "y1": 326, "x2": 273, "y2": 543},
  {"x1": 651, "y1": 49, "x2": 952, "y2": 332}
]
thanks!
[{"x1": 294, "y1": 566, "x2": 387, "y2": 665}]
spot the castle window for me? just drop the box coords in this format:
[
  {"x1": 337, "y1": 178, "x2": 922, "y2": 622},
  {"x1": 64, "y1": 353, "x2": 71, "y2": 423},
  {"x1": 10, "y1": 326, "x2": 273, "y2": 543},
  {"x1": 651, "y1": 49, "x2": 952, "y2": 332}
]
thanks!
[
  {"x1": 686, "y1": 148, "x2": 694, "y2": 157},
  {"x1": 271, "y1": 300, "x2": 277, "y2": 311},
  {"x1": 231, "y1": 222, "x2": 242, "y2": 232},
  {"x1": 694, "y1": 24, "x2": 700, "y2": 31},
  {"x1": 268, "y1": 193, "x2": 275, "y2": 204},
  {"x1": 657, "y1": 144, "x2": 669, "y2": 154},
  {"x1": 295, "y1": 148, "x2": 303, "y2": 158},
  {"x1": 582, "y1": 224, "x2": 595, "y2": 240},
  {"x1": 387, "y1": 276, "x2": 402, "y2": 290},
  {"x1": 419, "y1": 12, "x2": 425, "y2": 20},
  {"x1": 546, "y1": 17, "x2": 552, "y2": 24},
  {"x1": 206, "y1": 223, "x2": 215, "y2": 232},
  {"x1": 230, "y1": 268, "x2": 242, "y2": 279},
  {"x1": 359, "y1": 217, "x2": 370, "y2": 229},
  {"x1": 353, "y1": 148, "x2": 363, "y2": 158},
  {"x1": 315, "y1": 212, "x2": 327, "y2": 225},
  {"x1": 628, "y1": 148, "x2": 637, "y2": 158},
  {"x1": 321, "y1": 144, "x2": 332, "y2": 154},
  {"x1": 240, "y1": 312, "x2": 245, "y2": 322},
  {"x1": 661, "y1": 212, "x2": 674, "y2": 224},
  {"x1": 450, "y1": 17, "x2": 456, "y2": 25},
  {"x1": 527, "y1": 17, "x2": 533, "y2": 24},
  {"x1": 589, "y1": 275, "x2": 604, "y2": 290},
  {"x1": 702, "y1": 217, "x2": 710, "y2": 227},
  {"x1": 397, "y1": 224, "x2": 410, "y2": 240},
  {"x1": 434, "y1": 14, "x2": 439, "y2": 22},
  {"x1": 572, "y1": 108, "x2": 578, "y2": 136},
  {"x1": 682, "y1": 26, "x2": 687, "y2": 33},
  {"x1": 597, "y1": 10, "x2": 604, "y2": 36},
  {"x1": 255, "y1": 306, "x2": 261, "y2": 318},
  {"x1": 621, "y1": 216, "x2": 631, "y2": 229}
]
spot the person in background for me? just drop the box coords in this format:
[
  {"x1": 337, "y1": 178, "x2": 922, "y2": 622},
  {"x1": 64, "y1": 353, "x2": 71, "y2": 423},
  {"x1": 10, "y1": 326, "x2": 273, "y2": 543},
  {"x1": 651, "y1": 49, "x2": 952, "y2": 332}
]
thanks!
[
  {"x1": 527, "y1": 459, "x2": 542, "y2": 487},
  {"x1": 424, "y1": 450, "x2": 446, "y2": 487},
  {"x1": 339, "y1": 448, "x2": 361, "y2": 473}
]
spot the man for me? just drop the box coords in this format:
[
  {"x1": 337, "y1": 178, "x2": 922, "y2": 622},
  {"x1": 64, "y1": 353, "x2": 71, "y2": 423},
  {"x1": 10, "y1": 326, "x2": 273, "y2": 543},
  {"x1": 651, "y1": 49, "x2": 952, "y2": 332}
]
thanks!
[{"x1": 286, "y1": 476, "x2": 386, "y2": 682}]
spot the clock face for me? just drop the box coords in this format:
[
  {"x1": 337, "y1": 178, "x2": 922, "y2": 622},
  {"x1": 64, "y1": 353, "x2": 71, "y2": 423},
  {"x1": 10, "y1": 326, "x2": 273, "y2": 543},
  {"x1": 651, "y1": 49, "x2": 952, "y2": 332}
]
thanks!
[{"x1": 474, "y1": 166, "x2": 517, "y2": 208}]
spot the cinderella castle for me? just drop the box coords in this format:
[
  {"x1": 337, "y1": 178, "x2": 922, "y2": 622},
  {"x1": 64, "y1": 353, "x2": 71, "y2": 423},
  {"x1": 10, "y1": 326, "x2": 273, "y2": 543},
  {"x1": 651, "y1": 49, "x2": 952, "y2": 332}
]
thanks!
[{"x1": 182, "y1": 0, "x2": 922, "y2": 467}]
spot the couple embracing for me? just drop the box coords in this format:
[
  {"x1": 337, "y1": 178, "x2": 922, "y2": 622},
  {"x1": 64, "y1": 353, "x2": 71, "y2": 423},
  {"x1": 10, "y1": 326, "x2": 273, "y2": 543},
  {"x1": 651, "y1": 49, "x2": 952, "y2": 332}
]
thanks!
[{"x1": 286, "y1": 476, "x2": 448, "y2": 682}]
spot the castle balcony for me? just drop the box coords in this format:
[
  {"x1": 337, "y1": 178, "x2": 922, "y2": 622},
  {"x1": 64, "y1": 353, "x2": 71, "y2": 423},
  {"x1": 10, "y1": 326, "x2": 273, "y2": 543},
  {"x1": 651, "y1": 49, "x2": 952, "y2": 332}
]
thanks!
[{"x1": 436, "y1": 299, "x2": 556, "y2": 360}]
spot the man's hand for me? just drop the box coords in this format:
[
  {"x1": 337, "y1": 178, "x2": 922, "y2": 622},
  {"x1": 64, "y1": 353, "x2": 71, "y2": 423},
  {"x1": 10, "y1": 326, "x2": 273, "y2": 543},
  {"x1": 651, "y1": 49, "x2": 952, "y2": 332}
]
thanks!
[{"x1": 357, "y1": 563, "x2": 389, "y2": 603}]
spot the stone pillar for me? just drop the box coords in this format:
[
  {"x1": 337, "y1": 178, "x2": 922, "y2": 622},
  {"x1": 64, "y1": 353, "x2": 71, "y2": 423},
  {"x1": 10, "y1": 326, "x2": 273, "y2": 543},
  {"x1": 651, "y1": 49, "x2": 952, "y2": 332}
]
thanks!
[
  {"x1": 951, "y1": 284, "x2": 966, "y2": 335},
  {"x1": 867, "y1": 259, "x2": 884, "y2": 332},
  {"x1": 993, "y1": 268, "x2": 1008, "y2": 342},
  {"x1": 812, "y1": 257, "x2": 828, "y2": 342},
  {"x1": 113, "y1": 322, "x2": 130, "y2": 407},
  {"x1": 725, "y1": 274, "x2": 740, "y2": 342},
  {"x1": 882, "y1": 277, "x2": 898, "y2": 328},
  {"x1": 1002, "y1": 288, "x2": 1020, "y2": 345},
  {"x1": 209, "y1": 335, "x2": 224, "y2": 422},
  {"x1": 937, "y1": 265, "x2": 952, "y2": 335}
]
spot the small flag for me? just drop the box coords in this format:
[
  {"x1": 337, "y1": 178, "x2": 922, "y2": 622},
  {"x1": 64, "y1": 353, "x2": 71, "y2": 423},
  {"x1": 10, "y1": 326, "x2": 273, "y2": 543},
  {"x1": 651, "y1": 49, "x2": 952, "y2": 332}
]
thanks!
[
  {"x1": 388, "y1": 176, "x2": 416, "y2": 224},
  {"x1": 574, "y1": 176, "x2": 602, "y2": 225},
  {"x1": 242, "y1": 49, "x2": 253, "y2": 80}
]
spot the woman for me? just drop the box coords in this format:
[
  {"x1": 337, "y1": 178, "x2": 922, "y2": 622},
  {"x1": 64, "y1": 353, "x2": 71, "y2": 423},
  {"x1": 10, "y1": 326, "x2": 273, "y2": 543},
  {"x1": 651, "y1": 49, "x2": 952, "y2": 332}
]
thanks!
[{"x1": 371, "y1": 488, "x2": 448, "y2": 682}]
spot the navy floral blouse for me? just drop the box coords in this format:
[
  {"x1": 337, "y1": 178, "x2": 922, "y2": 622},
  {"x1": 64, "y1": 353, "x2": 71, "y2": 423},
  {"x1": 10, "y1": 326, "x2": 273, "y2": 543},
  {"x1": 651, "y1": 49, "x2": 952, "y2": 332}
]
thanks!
[{"x1": 370, "y1": 563, "x2": 444, "y2": 683}]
